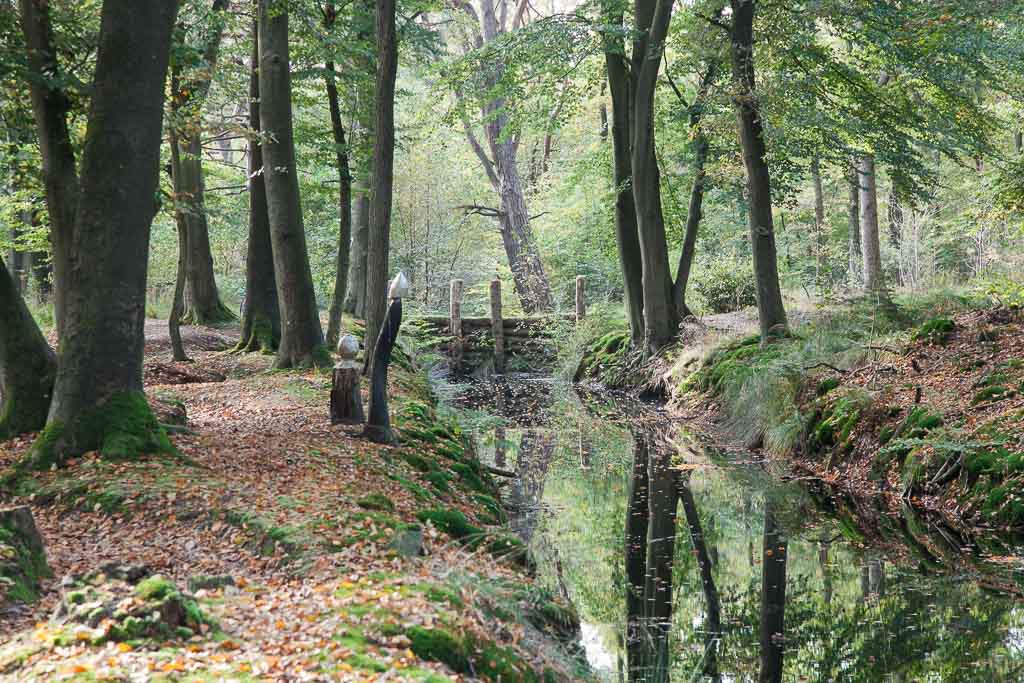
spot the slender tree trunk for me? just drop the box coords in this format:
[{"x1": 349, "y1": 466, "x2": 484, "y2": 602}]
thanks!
[
  {"x1": 168, "y1": 120, "x2": 190, "y2": 363},
  {"x1": 30, "y1": 0, "x2": 178, "y2": 467},
  {"x1": 170, "y1": 0, "x2": 232, "y2": 325},
  {"x1": 888, "y1": 182, "x2": 904, "y2": 286},
  {"x1": 678, "y1": 473, "x2": 721, "y2": 681},
  {"x1": 18, "y1": 0, "x2": 78, "y2": 336},
  {"x1": 0, "y1": 255, "x2": 56, "y2": 439},
  {"x1": 344, "y1": 174, "x2": 370, "y2": 318},
  {"x1": 641, "y1": 444, "x2": 677, "y2": 683},
  {"x1": 1015, "y1": 130, "x2": 1022, "y2": 155},
  {"x1": 811, "y1": 157, "x2": 825, "y2": 288},
  {"x1": 672, "y1": 62, "x2": 718, "y2": 318},
  {"x1": 363, "y1": 0, "x2": 398, "y2": 368},
  {"x1": 631, "y1": 0, "x2": 679, "y2": 352},
  {"x1": 819, "y1": 540, "x2": 832, "y2": 605},
  {"x1": 625, "y1": 434, "x2": 650, "y2": 681},
  {"x1": 730, "y1": 0, "x2": 788, "y2": 340},
  {"x1": 325, "y1": 56, "x2": 352, "y2": 348},
  {"x1": 857, "y1": 154, "x2": 885, "y2": 293},
  {"x1": 846, "y1": 160, "x2": 861, "y2": 285},
  {"x1": 759, "y1": 502, "x2": 787, "y2": 683},
  {"x1": 258, "y1": 0, "x2": 327, "y2": 368},
  {"x1": 236, "y1": 19, "x2": 281, "y2": 354},
  {"x1": 602, "y1": 5, "x2": 644, "y2": 342}
]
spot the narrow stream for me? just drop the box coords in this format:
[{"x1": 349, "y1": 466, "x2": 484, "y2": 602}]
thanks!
[{"x1": 437, "y1": 372, "x2": 1024, "y2": 682}]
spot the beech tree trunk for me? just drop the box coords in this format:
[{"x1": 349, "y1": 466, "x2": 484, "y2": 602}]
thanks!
[
  {"x1": 631, "y1": 0, "x2": 679, "y2": 352},
  {"x1": 811, "y1": 157, "x2": 825, "y2": 287},
  {"x1": 170, "y1": 0, "x2": 231, "y2": 326},
  {"x1": 258, "y1": 0, "x2": 327, "y2": 368},
  {"x1": 363, "y1": 0, "x2": 398, "y2": 368},
  {"x1": 759, "y1": 503, "x2": 788, "y2": 683},
  {"x1": 344, "y1": 175, "x2": 370, "y2": 318},
  {"x1": 730, "y1": 0, "x2": 788, "y2": 340},
  {"x1": 846, "y1": 160, "x2": 861, "y2": 285},
  {"x1": 602, "y1": 3, "x2": 644, "y2": 343},
  {"x1": 168, "y1": 120, "x2": 190, "y2": 363},
  {"x1": 0, "y1": 255, "x2": 56, "y2": 439},
  {"x1": 672, "y1": 61, "x2": 718, "y2": 319},
  {"x1": 237, "y1": 21, "x2": 281, "y2": 354},
  {"x1": 18, "y1": 0, "x2": 78, "y2": 336},
  {"x1": 325, "y1": 51, "x2": 352, "y2": 349},
  {"x1": 857, "y1": 154, "x2": 885, "y2": 293},
  {"x1": 32, "y1": 0, "x2": 178, "y2": 466}
]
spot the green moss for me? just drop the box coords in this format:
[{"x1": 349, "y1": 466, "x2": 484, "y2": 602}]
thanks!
[
  {"x1": 425, "y1": 471, "x2": 452, "y2": 494},
  {"x1": 404, "y1": 453, "x2": 436, "y2": 473},
  {"x1": 25, "y1": 392, "x2": 172, "y2": 471},
  {"x1": 416, "y1": 509, "x2": 481, "y2": 540},
  {"x1": 816, "y1": 377, "x2": 841, "y2": 396},
  {"x1": 473, "y1": 494, "x2": 506, "y2": 525},
  {"x1": 135, "y1": 575, "x2": 176, "y2": 601},
  {"x1": 971, "y1": 385, "x2": 1015, "y2": 406},
  {"x1": 913, "y1": 318, "x2": 955, "y2": 345},
  {"x1": 407, "y1": 627, "x2": 471, "y2": 674},
  {"x1": 451, "y1": 462, "x2": 490, "y2": 494},
  {"x1": 357, "y1": 493, "x2": 396, "y2": 513}
]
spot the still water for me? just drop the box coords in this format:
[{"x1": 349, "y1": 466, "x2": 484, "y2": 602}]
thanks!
[{"x1": 440, "y1": 372, "x2": 1024, "y2": 682}]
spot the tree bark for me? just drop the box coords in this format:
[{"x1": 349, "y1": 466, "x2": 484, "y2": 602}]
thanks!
[
  {"x1": 888, "y1": 181, "x2": 904, "y2": 286},
  {"x1": 641, "y1": 443, "x2": 678, "y2": 683},
  {"x1": 759, "y1": 503, "x2": 787, "y2": 683},
  {"x1": 258, "y1": 0, "x2": 328, "y2": 368},
  {"x1": 0, "y1": 255, "x2": 56, "y2": 439},
  {"x1": 365, "y1": 296, "x2": 401, "y2": 444},
  {"x1": 168, "y1": 119, "x2": 190, "y2": 363},
  {"x1": 631, "y1": 0, "x2": 680, "y2": 352},
  {"x1": 236, "y1": 19, "x2": 281, "y2": 354},
  {"x1": 602, "y1": 3, "x2": 644, "y2": 343},
  {"x1": 18, "y1": 0, "x2": 79, "y2": 336},
  {"x1": 857, "y1": 154, "x2": 885, "y2": 294},
  {"x1": 678, "y1": 473, "x2": 721, "y2": 681},
  {"x1": 730, "y1": 0, "x2": 788, "y2": 340},
  {"x1": 30, "y1": 0, "x2": 178, "y2": 466},
  {"x1": 363, "y1": 0, "x2": 398, "y2": 368},
  {"x1": 344, "y1": 173, "x2": 370, "y2": 318},
  {"x1": 624, "y1": 433, "x2": 649, "y2": 681},
  {"x1": 170, "y1": 0, "x2": 232, "y2": 326},
  {"x1": 811, "y1": 156, "x2": 825, "y2": 288},
  {"x1": 846, "y1": 160, "x2": 861, "y2": 285},
  {"x1": 672, "y1": 61, "x2": 718, "y2": 319},
  {"x1": 325, "y1": 49, "x2": 352, "y2": 349},
  {"x1": 1015, "y1": 130, "x2": 1022, "y2": 155}
]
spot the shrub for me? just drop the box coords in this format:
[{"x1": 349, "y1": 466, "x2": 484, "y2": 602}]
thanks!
[{"x1": 693, "y1": 259, "x2": 758, "y2": 314}]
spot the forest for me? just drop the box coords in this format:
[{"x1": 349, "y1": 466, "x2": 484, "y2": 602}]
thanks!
[{"x1": 1, "y1": 0, "x2": 1024, "y2": 680}]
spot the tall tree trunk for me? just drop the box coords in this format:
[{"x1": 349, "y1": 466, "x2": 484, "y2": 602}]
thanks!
[
  {"x1": 167, "y1": 117, "x2": 190, "y2": 363},
  {"x1": 640, "y1": 443, "x2": 677, "y2": 683},
  {"x1": 18, "y1": 0, "x2": 79, "y2": 336},
  {"x1": 0, "y1": 255, "x2": 56, "y2": 439},
  {"x1": 811, "y1": 157, "x2": 825, "y2": 288},
  {"x1": 678, "y1": 473, "x2": 721, "y2": 681},
  {"x1": 759, "y1": 502, "x2": 787, "y2": 683},
  {"x1": 631, "y1": 0, "x2": 679, "y2": 352},
  {"x1": 672, "y1": 61, "x2": 718, "y2": 318},
  {"x1": 846, "y1": 160, "x2": 861, "y2": 286},
  {"x1": 344, "y1": 174, "x2": 370, "y2": 318},
  {"x1": 363, "y1": 0, "x2": 398, "y2": 368},
  {"x1": 888, "y1": 182, "x2": 904, "y2": 286},
  {"x1": 324, "y1": 52, "x2": 352, "y2": 349},
  {"x1": 258, "y1": 0, "x2": 327, "y2": 368},
  {"x1": 602, "y1": 4, "x2": 644, "y2": 342},
  {"x1": 857, "y1": 154, "x2": 885, "y2": 294},
  {"x1": 1015, "y1": 130, "x2": 1022, "y2": 155},
  {"x1": 170, "y1": 0, "x2": 231, "y2": 326},
  {"x1": 730, "y1": 0, "x2": 788, "y2": 340},
  {"x1": 30, "y1": 0, "x2": 178, "y2": 467},
  {"x1": 236, "y1": 18, "x2": 281, "y2": 354},
  {"x1": 624, "y1": 434, "x2": 650, "y2": 681}
]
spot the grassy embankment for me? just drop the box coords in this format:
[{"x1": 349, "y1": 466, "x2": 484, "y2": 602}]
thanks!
[
  {"x1": 0, "y1": 318, "x2": 584, "y2": 680},
  {"x1": 574, "y1": 292, "x2": 1024, "y2": 532}
]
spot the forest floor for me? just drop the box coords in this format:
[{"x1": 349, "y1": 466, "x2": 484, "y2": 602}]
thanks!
[{"x1": 0, "y1": 320, "x2": 582, "y2": 681}]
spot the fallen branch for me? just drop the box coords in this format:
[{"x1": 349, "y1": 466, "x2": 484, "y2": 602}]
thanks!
[
  {"x1": 804, "y1": 361, "x2": 847, "y2": 374},
  {"x1": 486, "y1": 465, "x2": 517, "y2": 478}
]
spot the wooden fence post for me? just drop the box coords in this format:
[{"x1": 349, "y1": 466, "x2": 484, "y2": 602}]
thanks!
[
  {"x1": 575, "y1": 275, "x2": 586, "y2": 322},
  {"x1": 490, "y1": 278, "x2": 505, "y2": 373},
  {"x1": 450, "y1": 279, "x2": 463, "y2": 373}
]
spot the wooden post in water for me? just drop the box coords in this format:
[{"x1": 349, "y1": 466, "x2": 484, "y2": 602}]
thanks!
[
  {"x1": 449, "y1": 279, "x2": 463, "y2": 374},
  {"x1": 490, "y1": 278, "x2": 505, "y2": 373},
  {"x1": 575, "y1": 275, "x2": 586, "y2": 323}
]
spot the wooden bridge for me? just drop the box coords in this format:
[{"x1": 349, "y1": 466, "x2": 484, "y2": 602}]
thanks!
[{"x1": 415, "y1": 276, "x2": 586, "y2": 372}]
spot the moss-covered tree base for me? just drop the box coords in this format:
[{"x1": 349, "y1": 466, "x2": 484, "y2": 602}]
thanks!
[
  {"x1": 24, "y1": 391, "x2": 173, "y2": 472},
  {"x1": 0, "y1": 507, "x2": 51, "y2": 605},
  {"x1": 181, "y1": 299, "x2": 237, "y2": 327},
  {"x1": 232, "y1": 313, "x2": 279, "y2": 355},
  {"x1": 273, "y1": 344, "x2": 332, "y2": 370}
]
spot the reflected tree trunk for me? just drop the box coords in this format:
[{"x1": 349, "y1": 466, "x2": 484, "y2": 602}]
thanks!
[
  {"x1": 759, "y1": 502, "x2": 787, "y2": 683},
  {"x1": 678, "y1": 472, "x2": 721, "y2": 682},
  {"x1": 625, "y1": 434, "x2": 650, "y2": 680},
  {"x1": 819, "y1": 540, "x2": 832, "y2": 605}
]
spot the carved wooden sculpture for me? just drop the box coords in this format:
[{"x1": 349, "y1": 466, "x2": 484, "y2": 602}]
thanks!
[
  {"x1": 364, "y1": 273, "x2": 407, "y2": 443},
  {"x1": 330, "y1": 334, "x2": 364, "y2": 425}
]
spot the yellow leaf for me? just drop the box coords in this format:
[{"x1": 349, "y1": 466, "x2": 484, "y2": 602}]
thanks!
[{"x1": 117, "y1": 642, "x2": 133, "y2": 652}]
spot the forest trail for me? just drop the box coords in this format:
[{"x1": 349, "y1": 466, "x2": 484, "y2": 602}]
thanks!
[{"x1": 1, "y1": 320, "x2": 569, "y2": 681}]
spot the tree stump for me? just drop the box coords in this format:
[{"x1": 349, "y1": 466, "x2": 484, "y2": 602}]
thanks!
[{"x1": 330, "y1": 362, "x2": 364, "y2": 425}]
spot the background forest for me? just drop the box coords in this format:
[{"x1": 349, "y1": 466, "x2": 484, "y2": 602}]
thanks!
[{"x1": 5, "y1": 0, "x2": 1022, "y2": 335}]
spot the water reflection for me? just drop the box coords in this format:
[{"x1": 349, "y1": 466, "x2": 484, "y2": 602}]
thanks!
[{"x1": 442, "y1": 375, "x2": 1024, "y2": 681}]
